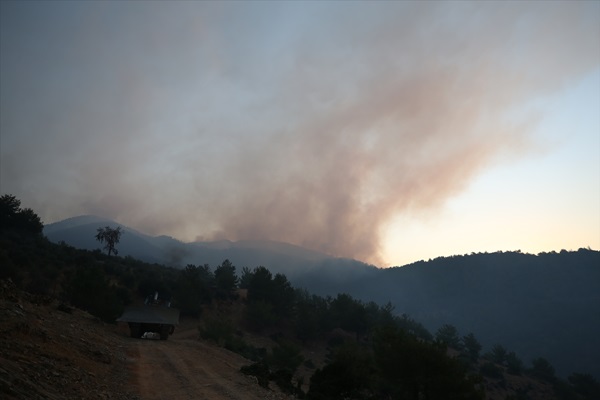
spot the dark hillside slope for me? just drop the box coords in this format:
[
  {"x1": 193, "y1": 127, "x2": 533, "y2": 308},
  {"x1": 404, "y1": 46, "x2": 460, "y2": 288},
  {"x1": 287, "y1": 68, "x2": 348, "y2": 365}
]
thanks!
[{"x1": 339, "y1": 250, "x2": 600, "y2": 379}]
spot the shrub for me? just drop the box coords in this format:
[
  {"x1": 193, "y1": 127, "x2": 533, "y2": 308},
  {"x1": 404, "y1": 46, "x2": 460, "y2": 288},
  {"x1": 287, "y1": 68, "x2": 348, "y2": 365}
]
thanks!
[
  {"x1": 244, "y1": 300, "x2": 277, "y2": 331},
  {"x1": 198, "y1": 316, "x2": 234, "y2": 345},
  {"x1": 480, "y1": 362, "x2": 503, "y2": 379},
  {"x1": 269, "y1": 341, "x2": 304, "y2": 374},
  {"x1": 240, "y1": 360, "x2": 270, "y2": 388},
  {"x1": 529, "y1": 357, "x2": 556, "y2": 382},
  {"x1": 506, "y1": 352, "x2": 523, "y2": 375},
  {"x1": 66, "y1": 266, "x2": 123, "y2": 322}
]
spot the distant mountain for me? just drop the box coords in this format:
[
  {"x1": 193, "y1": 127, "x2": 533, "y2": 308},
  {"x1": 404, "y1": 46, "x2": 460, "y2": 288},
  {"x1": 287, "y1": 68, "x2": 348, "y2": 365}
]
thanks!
[
  {"x1": 43, "y1": 215, "x2": 372, "y2": 279},
  {"x1": 43, "y1": 215, "x2": 113, "y2": 233},
  {"x1": 44, "y1": 216, "x2": 168, "y2": 264}
]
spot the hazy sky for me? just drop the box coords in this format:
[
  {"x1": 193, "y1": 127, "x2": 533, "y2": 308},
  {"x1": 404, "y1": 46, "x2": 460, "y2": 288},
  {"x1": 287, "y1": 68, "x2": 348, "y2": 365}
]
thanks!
[{"x1": 1, "y1": 1, "x2": 599, "y2": 267}]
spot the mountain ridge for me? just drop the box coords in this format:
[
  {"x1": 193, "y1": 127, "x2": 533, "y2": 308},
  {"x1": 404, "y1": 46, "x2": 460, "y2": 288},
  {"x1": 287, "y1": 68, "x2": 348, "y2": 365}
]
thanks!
[{"x1": 43, "y1": 215, "x2": 358, "y2": 275}]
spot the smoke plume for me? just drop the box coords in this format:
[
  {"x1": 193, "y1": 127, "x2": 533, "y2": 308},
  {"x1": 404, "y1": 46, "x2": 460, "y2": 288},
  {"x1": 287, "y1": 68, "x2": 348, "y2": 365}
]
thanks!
[{"x1": 1, "y1": 2, "x2": 598, "y2": 265}]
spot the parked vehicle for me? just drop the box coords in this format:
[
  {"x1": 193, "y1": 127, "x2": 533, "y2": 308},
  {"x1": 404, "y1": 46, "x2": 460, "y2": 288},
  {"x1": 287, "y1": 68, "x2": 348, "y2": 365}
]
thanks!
[{"x1": 117, "y1": 292, "x2": 179, "y2": 340}]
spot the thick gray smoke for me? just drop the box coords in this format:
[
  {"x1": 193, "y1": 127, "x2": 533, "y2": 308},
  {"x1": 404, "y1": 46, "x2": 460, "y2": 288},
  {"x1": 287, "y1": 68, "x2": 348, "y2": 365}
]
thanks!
[{"x1": 1, "y1": 2, "x2": 598, "y2": 264}]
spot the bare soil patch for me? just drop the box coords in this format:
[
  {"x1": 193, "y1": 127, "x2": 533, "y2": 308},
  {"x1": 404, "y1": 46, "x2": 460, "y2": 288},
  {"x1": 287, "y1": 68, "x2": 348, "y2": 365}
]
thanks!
[
  {"x1": 126, "y1": 319, "x2": 294, "y2": 400},
  {"x1": 0, "y1": 281, "x2": 294, "y2": 400}
]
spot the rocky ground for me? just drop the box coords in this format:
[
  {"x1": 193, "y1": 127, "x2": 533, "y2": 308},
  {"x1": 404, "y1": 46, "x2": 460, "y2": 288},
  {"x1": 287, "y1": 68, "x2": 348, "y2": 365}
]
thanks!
[
  {"x1": 0, "y1": 280, "x2": 293, "y2": 400},
  {"x1": 0, "y1": 279, "x2": 138, "y2": 399}
]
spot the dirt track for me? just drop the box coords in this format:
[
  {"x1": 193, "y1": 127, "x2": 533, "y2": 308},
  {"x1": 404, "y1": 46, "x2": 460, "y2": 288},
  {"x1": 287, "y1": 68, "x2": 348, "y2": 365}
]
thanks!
[
  {"x1": 127, "y1": 321, "x2": 291, "y2": 400},
  {"x1": 0, "y1": 278, "x2": 292, "y2": 400}
]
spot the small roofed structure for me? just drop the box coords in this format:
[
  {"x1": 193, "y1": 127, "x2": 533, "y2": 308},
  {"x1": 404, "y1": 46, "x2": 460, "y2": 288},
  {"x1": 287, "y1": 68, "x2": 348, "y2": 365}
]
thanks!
[{"x1": 117, "y1": 292, "x2": 179, "y2": 340}]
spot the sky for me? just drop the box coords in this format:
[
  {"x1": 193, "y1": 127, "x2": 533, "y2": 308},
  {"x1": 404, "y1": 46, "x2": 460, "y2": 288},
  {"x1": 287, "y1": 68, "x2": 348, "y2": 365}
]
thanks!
[{"x1": 1, "y1": 1, "x2": 599, "y2": 267}]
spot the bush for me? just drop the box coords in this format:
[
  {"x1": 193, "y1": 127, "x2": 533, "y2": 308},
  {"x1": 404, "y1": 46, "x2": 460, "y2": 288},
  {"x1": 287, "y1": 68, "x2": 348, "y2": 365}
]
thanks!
[
  {"x1": 269, "y1": 341, "x2": 304, "y2": 374},
  {"x1": 244, "y1": 300, "x2": 278, "y2": 331},
  {"x1": 506, "y1": 352, "x2": 523, "y2": 375},
  {"x1": 488, "y1": 344, "x2": 507, "y2": 365},
  {"x1": 200, "y1": 318, "x2": 265, "y2": 361},
  {"x1": 199, "y1": 316, "x2": 234, "y2": 345},
  {"x1": 223, "y1": 335, "x2": 265, "y2": 361},
  {"x1": 529, "y1": 357, "x2": 556, "y2": 382},
  {"x1": 307, "y1": 342, "x2": 376, "y2": 400},
  {"x1": 240, "y1": 360, "x2": 270, "y2": 388},
  {"x1": 0, "y1": 248, "x2": 23, "y2": 284},
  {"x1": 568, "y1": 373, "x2": 600, "y2": 399},
  {"x1": 270, "y1": 368, "x2": 302, "y2": 395},
  {"x1": 480, "y1": 362, "x2": 503, "y2": 379},
  {"x1": 66, "y1": 266, "x2": 123, "y2": 323}
]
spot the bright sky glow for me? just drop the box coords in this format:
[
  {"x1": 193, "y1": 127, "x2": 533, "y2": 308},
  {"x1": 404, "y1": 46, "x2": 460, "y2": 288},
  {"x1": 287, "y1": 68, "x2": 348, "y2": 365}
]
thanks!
[
  {"x1": 1, "y1": 1, "x2": 599, "y2": 267},
  {"x1": 383, "y1": 70, "x2": 600, "y2": 266}
]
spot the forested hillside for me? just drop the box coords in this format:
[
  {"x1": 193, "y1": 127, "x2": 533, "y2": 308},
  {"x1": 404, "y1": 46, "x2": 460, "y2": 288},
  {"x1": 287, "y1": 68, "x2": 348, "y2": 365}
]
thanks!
[
  {"x1": 38, "y1": 204, "x2": 600, "y2": 380},
  {"x1": 292, "y1": 250, "x2": 600, "y2": 379},
  {"x1": 3, "y1": 194, "x2": 600, "y2": 399},
  {"x1": 39, "y1": 204, "x2": 600, "y2": 380}
]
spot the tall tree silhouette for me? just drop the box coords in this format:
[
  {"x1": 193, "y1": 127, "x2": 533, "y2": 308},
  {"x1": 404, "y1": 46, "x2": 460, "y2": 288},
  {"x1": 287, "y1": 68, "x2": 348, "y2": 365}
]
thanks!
[
  {"x1": 0, "y1": 194, "x2": 43, "y2": 235},
  {"x1": 214, "y1": 259, "x2": 238, "y2": 298},
  {"x1": 95, "y1": 226, "x2": 123, "y2": 256}
]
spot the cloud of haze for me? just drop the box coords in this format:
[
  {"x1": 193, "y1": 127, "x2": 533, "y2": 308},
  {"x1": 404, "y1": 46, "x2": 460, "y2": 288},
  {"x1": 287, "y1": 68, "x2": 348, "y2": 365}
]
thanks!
[{"x1": 1, "y1": 2, "x2": 598, "y2": 265}]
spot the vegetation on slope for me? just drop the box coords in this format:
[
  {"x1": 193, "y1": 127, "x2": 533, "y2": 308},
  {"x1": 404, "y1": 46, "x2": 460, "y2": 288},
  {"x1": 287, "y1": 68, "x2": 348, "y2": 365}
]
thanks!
[{"x1": 2, "y1": 194, "x2": 599, "y2": 399}]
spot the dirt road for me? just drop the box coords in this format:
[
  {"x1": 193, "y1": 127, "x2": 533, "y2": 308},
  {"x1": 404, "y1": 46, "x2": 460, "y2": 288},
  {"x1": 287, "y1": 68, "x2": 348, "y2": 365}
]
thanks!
[
  {"x1": 127, "y1": 321, "x2": 291, "y2": 400},
  {"x1": 0, "y1": 279, "x2": 292, "y2": 400}
]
